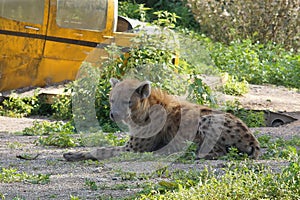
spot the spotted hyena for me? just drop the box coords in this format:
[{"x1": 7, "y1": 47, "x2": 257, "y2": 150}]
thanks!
[{"x1": 63, "y1": 78, "x2": 260, "y2": 161}]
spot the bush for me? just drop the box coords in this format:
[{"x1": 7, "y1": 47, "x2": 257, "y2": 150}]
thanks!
[
  {"x1": 187, "y1": 0, "x2": 300, "y2": 51},
  {"x1": 119, "y1": 0, "x2": 199, "y2": 30},
  {"x1": 223, "y1": 100, "x2": 266, "y2": 127},
  {"x1": 73, "y1": 15, "x2": 215, "y2": 131},
  {"x1": 209, "y1": 39, "x2": 300, "y2": 89},
  {"x1": 51, "y1": 93, "x2": 72, "y2": 120},
  {"x1": 220, "y1": 73, "x2": 249, "y2": 96},
  {"x1": 0, "y1": 92, "x2": 41, "y2": 117},
  {"x1": 140, "y1": 161, "x2": 300, "y2": 199}
]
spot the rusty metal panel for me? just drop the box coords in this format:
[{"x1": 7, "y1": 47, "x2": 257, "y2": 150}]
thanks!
[
  {"x1": 34, "y1": 58, "x2": 82, "y2": 86},
  {"x1": 0, "y1": 0, "x2": 49, "y2": 92}
]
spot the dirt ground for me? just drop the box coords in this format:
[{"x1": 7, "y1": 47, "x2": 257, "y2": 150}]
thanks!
[{"x1": 0, "y1": 84, "x2": 299, "y2": 199}]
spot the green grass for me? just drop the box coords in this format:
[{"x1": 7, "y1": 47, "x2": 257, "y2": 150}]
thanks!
[
  {"x1": 222, "y1": 100, "x2": 266, "y2": 127},
  {"x1": 84, "y1": 179, "x2": 98, "y2": 191},
  {"x1": 220, "y1": 74, "x2": 249, "y2": 96},
  {"x1": 136, "y1": 161, "x2": 300, "y2": 200},
  {"x1": 0, "y1": 167, "x2": 50, "y2": 184},
  {"x1": 258, "y1": 135, "x2": 300, "y2": 160}
]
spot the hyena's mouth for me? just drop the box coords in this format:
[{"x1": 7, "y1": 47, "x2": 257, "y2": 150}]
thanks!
[{"x1": 110, "y1": 112, "x2": 131, "y2": 124}]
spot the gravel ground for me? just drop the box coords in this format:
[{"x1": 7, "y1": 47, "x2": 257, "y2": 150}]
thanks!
[
  {"x1": 0, "y1": 117, "x2": 299, "y2": 199},
  {"x1": 0, "y1": 84, "x2": 300, "y2": 199}
]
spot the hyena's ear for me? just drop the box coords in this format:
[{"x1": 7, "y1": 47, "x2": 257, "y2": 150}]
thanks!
[
  {"x1": 110, "y1": 78, "x2": 120, "y2": 87},
  {"x1": 135, "y1": 81, "x2": 151, "y2": 99}
]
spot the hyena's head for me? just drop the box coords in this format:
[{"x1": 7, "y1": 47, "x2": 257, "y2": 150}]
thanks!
[{"x1": 109, "y1": 78, "x2": 151, "y2": 124}]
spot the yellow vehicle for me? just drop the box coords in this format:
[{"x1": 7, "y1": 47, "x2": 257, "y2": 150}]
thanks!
[{"x1": 0, "y1": 0, "x2": 143, "y2": 92}]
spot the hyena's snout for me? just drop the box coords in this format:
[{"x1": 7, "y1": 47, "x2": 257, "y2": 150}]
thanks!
[
  {"x1": 110, "y1": 109, "x2": 129, "y2": 122},
  {"x1": 109, "y1": 110, "x2": 119, "y2": 121}
]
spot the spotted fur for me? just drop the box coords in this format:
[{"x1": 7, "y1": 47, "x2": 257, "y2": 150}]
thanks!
[{"x1": 63, "y1": 78, "x2": 260, "y2": 161}]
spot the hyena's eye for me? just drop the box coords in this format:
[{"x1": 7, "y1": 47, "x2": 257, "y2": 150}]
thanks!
[{"x1": 122, "y1": 100, "x2": 132, "y2": 107}]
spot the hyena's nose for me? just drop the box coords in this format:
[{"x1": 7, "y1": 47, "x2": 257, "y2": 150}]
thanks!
[
  {"x1": 109, "y1": 111, "x2": 120, "y2": 121},
  {"x1": 110, "y1": 111, "x2": 115, "y2": 120}
]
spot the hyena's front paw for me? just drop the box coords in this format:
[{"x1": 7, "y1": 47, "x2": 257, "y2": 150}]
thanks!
[{"x1": 63, "y1": 152, "x2": 97, "y2": 161}]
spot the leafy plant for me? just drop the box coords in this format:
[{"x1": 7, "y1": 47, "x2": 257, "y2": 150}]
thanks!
[
  {"x1": 70, "y1": 195, "x2": 81, "y2": 200},
  {"x1": 187, "y1": 72, "x2": 216, "y2": 106},
  {"x1": 84, "y1": 179, "x2": 98, "y2": 191},
  {"x1": 18, "y1": 120, "x2": 78, "y2": 148},
  {"x1": 210, "y1": 39, "x2": 300, "y2": 89},
  {"x1": 258, "y1": 135, "x2": 300, "y2": 160},
  {"x1": 138, "y1": 160, "x2": 300, "y2": 199},
  {"x1": 0, "y1": 92, "x2": 41, "y2": 117},
  {"x1": 177, "y1": 142, "x2": 197, "y2": 163},
  {"x1": 152, "y1": 10, "x2": 180, "y2": 28},
  {"x1": 20, "y1": 121, "x2": 75, "y2": 136},
  {"x1": 35, "y1": 131, "x2": 78, "y2": 148},
  {"x1": 51, "y1": 93, "x2": 72, "y2": 120},
  {"x1": 124, "y1": 0, "x2": 199, "y2": 30},
  {"x1": 223, "y1": 100, "x2": 266, "y2": 127},
  {"x1": 118, "y1": 1, "x2": 147, "y2": 20},
  {"x1": 220, "y1": 73, "x2": 249, "y2": 96},
  {"x1": 220, "y1": 147, "x2": 249, "y2": 161},
  {"x1": 0, "y1": 167, "x2": 50, "y2": 184},
  {"x1": 80, "y1": 131, "x2": 128, "y2": 147}
]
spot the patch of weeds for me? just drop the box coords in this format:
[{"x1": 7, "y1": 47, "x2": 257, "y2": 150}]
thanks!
[
  {"x1": 0, "y1": 92, "x2": 41, "y2": 117},
  {"x1": 0, "y1": 193, "x2": 5, "y2": 200},
  {"x1": 18, "y1": 120, "x2": 78, "y2": 148},
  {"x1": 279, "y1": 146, "x2": 298, "y2": 160},
  {"x1": 0, "y1": 167, "x2": 50, "y2": 184},
  {"x1": 137, "y1": 168, "x2": 206, "y2": 198},
  {"x1": 100, "y1": 122, "x2": 120, "y2": 133},
  {"x1": 187, "y1": 72, "x2": 217, "y2": 107},
  {"x1": 214, "y1": 39, "x2": 300, "y2": 89},
  {"x1": 258, "y1": 135, "x2": 300, "y2": 160},
  {"x1": 25, "y1": 174, "x2": 50, "y2": 184},
  {"x1": 286, "y1": 136, "x2": 300, "y2": 146},
  {"x1": 223, "y1": 99, "x2": 266, "y2": 127},
  {"x1": 20, "y1": 121, "x2": 128, "y2": 148},
  {"x1": 7, "y1": 141, "x2": 23, "y2": 149},
  {"x1": 114, "y1": 170, "x2": 138, "y2": 181},
  {"x1": 176, "y1": 142, "x2": 197, "y2": 163},
  {"x1": 46, "y1": 159, "x2": 59, "y2": 166},
  {"x1": 70, "y1": 195, "x2": 80, "y2": 200},
  {"x1": 138, "y1": 160, "x2": 300, "y2": 199},
  {"x1": 220, "y1": 73, "x2": 249, "y2": 96},
  {"x1": 20, "y1": 121, "x2": 75, "y2": 136},
  {"x1": 257, "y1": 134, "x2": 272, "y2": 148},
  {"x1": 35, "y1": 131, "x2": 78, "y2": 148},
  {"x1": 83, "y1": 159, "x2": 102, "y2": 166},
  {"x1": 100, "y1": 183, "x2": 137, "y2": 191},
  {"x1": 84, "y1": 178, "x2": 98, "y2": 191},
  {"x1": 96, "y1": 195, "x2": 114, "y2": 200},
  {"x1": 49, "y1": 194, "x2": 58, "y2": 198},
  {"x1": 113, "y1": 169, "x2": 153, "y2": 182},
  {"x1": 220, "y1": 147, "x2": 249, "y2": 161},
  {"x1": 262, "y1": 143, "x2": 299, "y2": 160},
  {"x1": 51, "y1": 93, "x2": 72, "y2": 120},
  {"x1": 80, "y1": 131, "x2": 128, "y2": 147}
]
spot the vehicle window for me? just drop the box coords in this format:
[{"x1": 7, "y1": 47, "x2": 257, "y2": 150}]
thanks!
[
  {"x1": 0, "y1": 0, "x2": 44, "y2": 24},
  {"x1": 56, "y1": 0, "x2": 107, "y2": 31}
]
